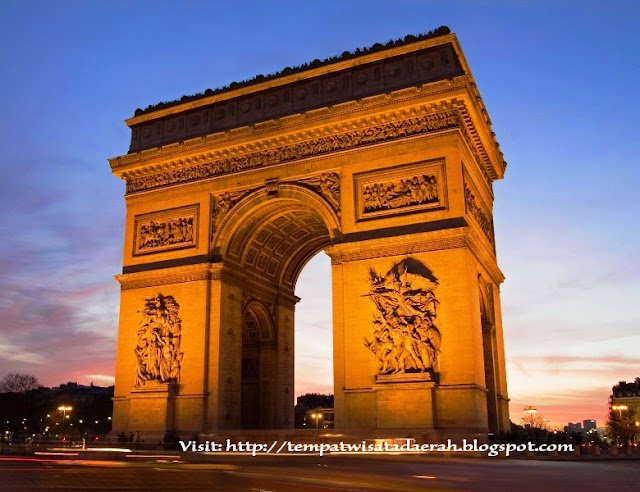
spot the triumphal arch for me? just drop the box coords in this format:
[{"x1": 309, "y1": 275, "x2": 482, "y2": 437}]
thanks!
[{"x1": 109, "y1": 27, "x2": 510, "y2": 438}]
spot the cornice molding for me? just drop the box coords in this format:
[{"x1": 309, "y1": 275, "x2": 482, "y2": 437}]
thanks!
[
  {"x1": 326, "y1": 225, "x2": 503, "y2": 284},
  {"x1": 465, "y1": 226, "x2": 504, "y2": 285},
  {"x1": 215, "y1": 261, "x2": 298, "y2": 303},
  {"x1": 326, "y1": 231, "x2": 468, "y2": 264},
  {"x1": 115, "y1": 263, "x2": 222, "y2": 290}
]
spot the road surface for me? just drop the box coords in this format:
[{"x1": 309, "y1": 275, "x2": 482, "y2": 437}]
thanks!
[{"x1": 1, "y1": 455, "x2": 638, "y2": 491}]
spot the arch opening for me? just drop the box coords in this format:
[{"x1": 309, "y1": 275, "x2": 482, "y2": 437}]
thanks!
[
  {"x1": 294, "y1": 251, "x2": 334, "y2": 428},
  {"x1": 220, "y1": 190, "x2": 337, "y2": 429}
]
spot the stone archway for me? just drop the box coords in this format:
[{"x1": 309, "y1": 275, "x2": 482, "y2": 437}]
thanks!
[
  {"x1": 110, "y1": 29, "x2": 511, "y2": 439},
  {"x1": 209, "y1": 186, "x2": 339, "y2": 430}
]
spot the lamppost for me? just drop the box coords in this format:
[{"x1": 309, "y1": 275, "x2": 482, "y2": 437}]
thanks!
[
  {"x1": 57, "y1": 406, "x2": 73, "y2": 436},
  {"x1": 310, "y1": 413, "x2": 323, "y2": 429},
  {"x1": 58, "y1": 406, "x2": 73, "y2": 419},
  {"x1": 612, "y1": 404, "x2": 628, "y2": 419}
]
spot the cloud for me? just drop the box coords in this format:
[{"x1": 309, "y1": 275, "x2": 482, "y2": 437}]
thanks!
[
  {"x1": 505, "y1": 353, "x2": 638, "y2": 425},
  {"x1": 0, "y1": 271, "x2": 118, "y2": 387},
  {"x1": 0, "y1": 336, "x2": 46, "y2": 364},
  {"x1": 510, "y1": 386, "x2": 612, "y2": 427},
  {"x1": 514, "y1": 353, "x2": 640, "y2": 370}
]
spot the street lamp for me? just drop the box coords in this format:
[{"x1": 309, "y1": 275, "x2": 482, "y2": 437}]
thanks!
[
  {"x1": 57, "y1": 405, "x2": 73, "y2": 419},
  {"x1": 612, "y1": 404, "x2": 628, "y2": 418},
  {"x1": 310, "y1": 413, "x2": 323, "y2": 429}
]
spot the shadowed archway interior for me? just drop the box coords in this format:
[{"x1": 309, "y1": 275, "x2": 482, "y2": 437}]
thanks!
[{"x1": 241, "y1": 301, "x2": 275, "y2": 429}]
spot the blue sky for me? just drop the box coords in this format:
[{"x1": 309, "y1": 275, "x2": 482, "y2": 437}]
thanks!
[{"x1": 0, "y1": 0, "x2": 638, "y2": 426}]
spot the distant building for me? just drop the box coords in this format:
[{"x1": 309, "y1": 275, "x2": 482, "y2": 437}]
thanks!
[
  {"x1": 303, "y1": 408, "x2": 335, "y2": 429},
  {"x1": 0, "y1": 382, "x2": 113, "y2": 439},
  {"x1": 564, "y1": 422, "x2": 583, "y2": 434},
  {"x1": 563, "y1": 419, "x2": 598, "y2": 436},
  {"x1": 610, "y1": 378, "x2": 640, "y2": 422},
  {"x1": 53, "y1": 382, "x2": 113, "y2": 397},
  {"x1": 294, "y1": 393, "x2": 334, "y2": 428},
  {"x1": 609, "y1": 378, "x2": 640, "y2": 444}
]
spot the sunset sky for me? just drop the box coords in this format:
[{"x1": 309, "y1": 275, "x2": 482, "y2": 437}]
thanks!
[{"x1": 1, "y1": 1, "x2": 638, "y2": 428}]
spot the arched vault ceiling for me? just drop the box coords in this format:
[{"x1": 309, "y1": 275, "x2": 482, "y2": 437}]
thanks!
[{"x1": 226, "y1": 200, "x2": 331, "y2": 289}]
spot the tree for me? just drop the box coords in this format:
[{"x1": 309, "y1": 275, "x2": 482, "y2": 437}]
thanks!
[
  {"x1": 520, "y1": 406, "x2": 551, "y2": 431},
  {"x1": 0, "y1": 373, "x2": 41, "y2": 393},
  {"x1": 608, "y1": 407, "x2": 638, "y2": 445}
]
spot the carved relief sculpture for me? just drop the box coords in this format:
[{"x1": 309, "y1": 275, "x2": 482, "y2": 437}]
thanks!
[
  {"x1": 134, "y1": 294, "x2": 184, "y2": 387},
  {"x1": 464, "y1": 182, "x2": 494, "y2": 244},
  {"x1": 355, "y1": 160, "x2": 445, "y2": 220},
  {"x1": 211, "y1": 189, "x2": 252, "y2": 232},
  {"x1": 138, "y1": 217, "x2": 193, "y2": 250},
  {"x1": 364, "y1": 259, "x2": 442, "y2": 375},
  {"x1": 210, "y1": 189, "x2": 255, "y2": 248},
  {"x1": 299, "y1": 172, "x2": 341, "y2": 214},
  {"x1": 362, "y1": 173, "x2": 438, "y2": 213},
  {"x1": 134, "y1": 205, "x2": 198, "y2": 255}
]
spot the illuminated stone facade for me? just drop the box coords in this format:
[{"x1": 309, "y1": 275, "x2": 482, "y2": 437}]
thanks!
[{"x1": 110, "y1": 29, "x2": 510, "y2": 438}]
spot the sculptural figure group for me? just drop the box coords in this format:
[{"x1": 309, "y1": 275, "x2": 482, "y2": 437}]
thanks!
[
  {"x1": 363, "y1": 174, "x2": 438, "y2": 213},
  {"x1": 138, "y1": 217, "x2": 194, "y2": 250},
  {"x1": 135, "y1": 294, "x2": 184, "y2": 386},
  {"x1": 365, "y1": 264, "x2": 441, "y2": 374}
]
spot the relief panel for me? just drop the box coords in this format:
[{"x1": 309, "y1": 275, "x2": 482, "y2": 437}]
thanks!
[
  {"x1": 354, "y1": 159, "x2": 446, "y2": 221},
  {"x1": 133, "y1": 204, "x2": 199, "y2": 256},
  {"x1": 463, "y1": 171, "x2": 494, "y2": 245},
  {"x1": 134, "y1": 293, "x2": 184, "y2": 387},
  {"x1": 364, "y1": 257, "x2": 441, "y2": 377}
]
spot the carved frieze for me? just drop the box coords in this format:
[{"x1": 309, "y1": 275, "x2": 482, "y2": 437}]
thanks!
[
  {"x1": 126, "y1": 110, "x2": 460, "y2": 194},
  {"x1": 134, "y1": 205, "x2": 198, "y2": 255},
  {"x1": 134, "y1": 294, "x2": 184, "y2": 387},
  {"x1": 364, "y1": 258, "x2": 442, "y2": 376},
  {"x1": 464, "y1": 177, "x2": 494, "y2": 245},
  {"x1": 298, "y1": 172, "x2": 340, "y2": 214},
  {"x1": 355, "y1": 159, "x2": 446, "y2": 220}
]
